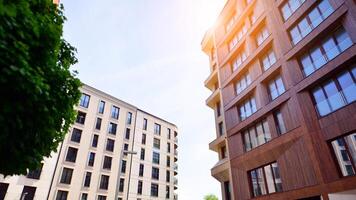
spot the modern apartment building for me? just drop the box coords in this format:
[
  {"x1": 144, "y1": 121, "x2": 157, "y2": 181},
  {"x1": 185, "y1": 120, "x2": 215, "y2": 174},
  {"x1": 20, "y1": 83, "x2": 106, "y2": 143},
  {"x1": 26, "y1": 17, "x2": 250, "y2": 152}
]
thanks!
[
  {"x1": 202, "y1": 0, "x2": 356, "y2": 199},
  {"x1": 0, "y1": 84, "x2": 178, "y2": 200}
]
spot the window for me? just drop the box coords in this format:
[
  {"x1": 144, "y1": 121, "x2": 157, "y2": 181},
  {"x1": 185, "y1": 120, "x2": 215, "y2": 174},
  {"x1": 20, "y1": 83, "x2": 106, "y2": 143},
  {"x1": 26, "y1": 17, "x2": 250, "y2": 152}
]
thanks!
[
  {"x1": 274, "y1": 110, "x2": 287, "y2": 135},
  {"x1": 151, "y1": 183, "x2": 159, "y2": 197},
  {"x1": 167, "y1": 142, "x2": 171, "y2": 153},
  {"x1": 139, "y1": 164, "x2": 144, "y2": 176},
  {"x1": 88, "y1": 152, "x2": 95, "y2": 166},
  {"x1": 97, "y1": 195, "x2": 106, "y2": 200},
  {"x1": 166, "y1": 186, "x2": 170, "y2": 199},
  {"x1": 166, "y1": 170, "x2": 171, "y2": 182},
  {"x1": 79, "y1": 93, "x2": 90, "y2": 108},
  {"x1": 137, "y1": 180, "x2": 143, "y2": 194},
  {"x1": 108, "y1": 122, "x2": 117, "y2": 135},
  {"x1": 229, "y1": 23, "x2": 248, "y2": 51},
  {"x1": 127, "y1": 112, "x2": 132, "y2": 124},
  {"x1": 140, "y1": 148, "x2": 145, "y2": 160},
  {"x1": 119, "y1": 178, "x2": 125, "y2": 192},
  {"x1": 225, "y1": 14, "x2": 237, "y2": 31},
  {"x1": 232, "y1": 49, "x2": 248, "y2": 71},
  {"x1": 154, "y1": 123, "x2": 161, "y2": 135},
  {"x1": 268, "y1": 75, "x2": 285, "y2": 100},
  {"x1": 312, "y1": 66, "x2": 356, "y2": 116},
  {"x1": 256, "y1": 26, "x2": 269, "y2": 46},
  {"x1": 125, "y1": 128, "x2": 130, "y2": 140},
  {"x1": 330, "y1": 133, "x2": 356, "y2": 176},
  {"x1": 92, "y1": 135, "x2": 99, "y2": 148},
  {"x1": 60, "y1": 168, "x2": 73, "y2": 184},
  {"x1": 221, "y1": 146, "x2": 227, "y2": 159},
  {"x1": 280, "y1": 0, "x2": 306, "y2": 21},
  {"x1": 152, "y1": 167, "x2": 159, "y2": 180},
  {"x1": 143, "y1": 118, "x2": 148, "y2": 130},
  {"x1": 249, "y1": 11, "x2": 257, "y2": 25},
  {"x1": 81, "y1": 193, "x2": 88, "y2": 200},
  {"x1": 98, "y1": 100, "x2": 105, "y2": 114},
  {"x1": 216, "y1": 101, "x2": 221, "y2": 117},
  {"x1": 168, "y1": 128, "x2": 171, "y2": 139},
  {"x1": 153, "y1": 152, "x2": 160, "y2": 164},
  {"x1": 83, "y1": 172, "x2": 91, "y2": 187},
  {"x1": 121, "y1": 160, "x2": 127, "y2": 173},
  {"x1": 76, "y1": 111, "x2": 86, "y2": 124},
  {"x1": 238, "y1": 97, "x2": 257, "y2": 121},
  {"x1": 142, "y1": 133, "x2": 146, "y2": 144},
  {"x1": 289, "y1": 0, "x2": 334, "y2": 45},
  {"x1": 249, "y1": 162, "x2": 283, "y2": 197},
  {"x1": 27, "y1": 164, "x2": 43, "y2": 179},
  {"x1": 70, "y1": 128, "x2": 82, "y2": 143},
  {"x1": 95, "y1": 118, "x2": 102, "y2": 130},
  {"x1": 65, "y1": 147, "x2": 78, "y2": 163},
  {"x1": 111, "y1": 106, "x2": 120, "y2": 119},
  {"x1": 218, "y1": 122, "x2": 224, "y2": 136},
  {"x1": 123, "y1": 143, "x2": 129, "y2": 156},
  {"x1": 103, "y1": 156, "x2": 112, "y2": 170},
  {"x1": 243, "y1": 119, "x2": 271, "y2": 151},
  {"x1": 99, "y1": 175, "x2": 109, "y2": 190},
  {"x1": 0, "y1": 183, "x2": 9, "y2": 200},
  {"x1": 56, "y1": 190, "x2": 68, "y2": 200},
  {"x1": 153, "y1": 138, "x2": 160, "y2": 149},
  {"x1": 261, "y1": 49, "x2": 276, "y2": 71},
  {"x1": 167, "y1": 156, "x2": 171, "y2": 167},
  {"x1": 300, "y1": 27, "x2": 353, "y2": 76},
  {"x1": 235, "y1": 72, "x2": 252, "y2": 95},
  {"x1": 105, "y1": 139, "x2": 115, "y2": 152},
  {"x1": 20, "y1": 186, "x2": 36, "y2": 200}
]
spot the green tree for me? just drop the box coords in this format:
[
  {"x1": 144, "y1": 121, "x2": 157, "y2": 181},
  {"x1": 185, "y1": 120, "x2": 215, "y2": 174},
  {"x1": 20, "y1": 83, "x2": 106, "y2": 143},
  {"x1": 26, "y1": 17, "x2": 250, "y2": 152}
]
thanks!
[
  {"x1": 0, "y1": 0, "x2": 81, "y2": 176},
  {"x1": 204, "y1": 194, "x2": 219, "y2": 200}
]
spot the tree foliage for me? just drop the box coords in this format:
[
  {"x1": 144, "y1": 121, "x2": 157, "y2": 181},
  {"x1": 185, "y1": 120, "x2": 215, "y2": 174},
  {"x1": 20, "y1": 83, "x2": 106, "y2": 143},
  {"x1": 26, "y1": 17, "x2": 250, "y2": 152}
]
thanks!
[
  {"x1": 204, "y1": 194, "x2": 219, "y2": 200},
  {"x1": 0, "y1": 0, "x2": 81, "y2": 175}
]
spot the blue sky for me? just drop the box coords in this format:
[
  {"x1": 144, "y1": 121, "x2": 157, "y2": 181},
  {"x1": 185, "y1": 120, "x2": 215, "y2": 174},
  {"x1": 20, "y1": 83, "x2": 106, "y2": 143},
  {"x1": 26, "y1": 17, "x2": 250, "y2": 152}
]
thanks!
[{"x1": 61, "y1": 0, "x2": 225, "y2": 199}]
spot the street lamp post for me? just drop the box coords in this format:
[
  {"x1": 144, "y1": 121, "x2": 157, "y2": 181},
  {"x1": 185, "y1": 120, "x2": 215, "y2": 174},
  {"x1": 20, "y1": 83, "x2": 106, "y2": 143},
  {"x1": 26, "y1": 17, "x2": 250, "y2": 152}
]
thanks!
[{"x1": 115, "y1": 149, "x2": 137, "y2": 200}]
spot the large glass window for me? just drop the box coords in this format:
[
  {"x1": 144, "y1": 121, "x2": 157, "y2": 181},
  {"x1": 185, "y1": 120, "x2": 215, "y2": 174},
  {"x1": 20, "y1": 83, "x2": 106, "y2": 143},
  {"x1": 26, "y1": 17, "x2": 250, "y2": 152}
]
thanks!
[
  {"x1": 56, "y1": 190, "x2": 68, "y2": 200},
  {"x1": 154, "y1": 123, "x2": 161, "y2": 135},
  {"x1": 79, "y1": 93, "x2": 90, "y2": 108},
  {"x1": 256, "y1": 26, "x2": 269, "y2": 46},
  {"x1": 289, "y1": 0, "x2": 334, "y2": 45},
  {"x1": 106, "y1": 139, "x2": 115, "y2": 152},
  {"x1": 151, "y1": 183, "x2": 159, "y2": 197},
  {"x1": 238, "y1": 97, "x2": 257, "y2": 121},
  {"x1": 152, "y1": 167, "x2": 159, "y2": 180},
  {"x1": 280, "y1": 0, "x2": 306, "y2": 21},
  {"x1": 330, "y1": 133, "x2": 356, "y2": 176},
  {"x1": 76, "y1": 111, "x2": 86, "y2": 124},
  {"x1": 300, "y1": 27, "x2": 353, "y2": 76},
  {"x1": 232, "y1": 49, "x2": 248, "y2": 71},
  {"x1": 261, "y1": 49, "x2": 276, "y2": 71},
  {"x1": 153, "y1": 152, "x2": 160, "y2": 164},
  {"x1": 99, "y1": 175, "x2": 109, "y2": 190},
  {"x1": 111, "y1": 106, "x2": 120, "y2": 119},
  {"x1": 108, "y1": 122, "x2": 117, "y2": 135},
  {"x1": 83, "y1": 172, "x2": 91, "y2": 187},
  {"x1": 229, "y1": 23, "x2": 248, "y2": 51},
  {"x1": 243, "y1": 120, "x2": 271, "y2": 151},
  {"x1": 103, "y1": 156, "x2": 112, "y2": 170},
  {"x1": 71, "y1": 128, "x2": 82, "y2": 143},
  {"x1": 98, "y1": 100, "x2": 105, "y2": 114},
  {"x1": 126, "y1": 112, "x2": 132, "y2": 125},
  {"x1": 274, "y1": 110, "x2": 287, "y2": 135},
  {"x1": 95, "y1": 118, "x2": 102, "y2": 130},
  {"x1": 235, "y1": 72, "x2": 252, "y2": 95},
  {"x1": 249, "y1": 162, "x2": 283, "y2": 197},
  {"x1": 268, "y1": 75, "x2": 285, "y2": 100},
  {"x1": 60, "y1": 168, "x2": 73, "y2": 184},
  {"x1": 65, "y1": 147, "x2": 78, "y2": 163},
  {"x1": 312, "y1": 66, "x2": 356, "y2": 116},
  {"x1": 88, "y1": 152, "x2": 95, "y2": 166},
  {"x1": 153, "y1": 138, "x2": 160, "y2": 149}
]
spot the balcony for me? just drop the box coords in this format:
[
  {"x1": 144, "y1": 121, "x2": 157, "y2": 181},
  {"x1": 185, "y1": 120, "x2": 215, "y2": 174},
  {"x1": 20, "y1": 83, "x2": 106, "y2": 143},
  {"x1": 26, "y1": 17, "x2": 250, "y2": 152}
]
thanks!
[
  {"x1": 206, "y1": 89, "x2": 220, "y2": 109},
  {"x1": 211, "y1": 158, "x2": 230, "y2": 182},
  {"x1": 204, "y1": 69, "x2": 218, "y2": 91},
  {"x1": 209, "y1": 135, "x2": 226, "y2": 152}
]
